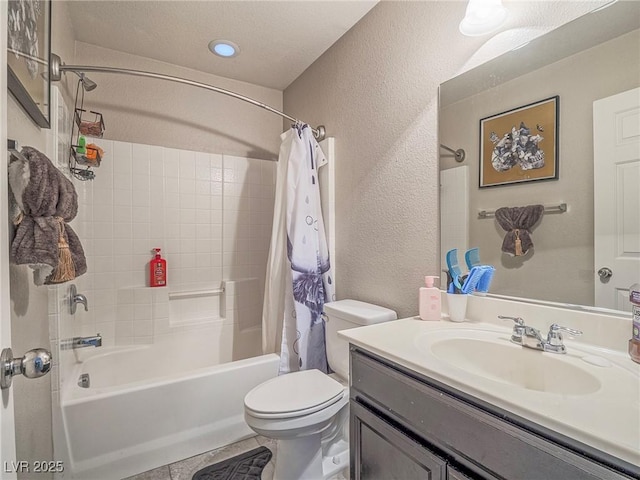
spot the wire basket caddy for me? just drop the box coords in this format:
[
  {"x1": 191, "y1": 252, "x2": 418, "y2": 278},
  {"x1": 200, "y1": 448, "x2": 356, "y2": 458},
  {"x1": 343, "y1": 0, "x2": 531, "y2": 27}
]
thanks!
[{"x1": 69, "y1": 80, "x2": 105, "y2": 181}]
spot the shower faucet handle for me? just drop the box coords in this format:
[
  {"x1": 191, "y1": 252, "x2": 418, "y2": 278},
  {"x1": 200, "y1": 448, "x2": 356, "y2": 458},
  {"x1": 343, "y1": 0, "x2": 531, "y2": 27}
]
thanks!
[{"x1": 70, "y1": 284, "x2": 89, "y2": 314}]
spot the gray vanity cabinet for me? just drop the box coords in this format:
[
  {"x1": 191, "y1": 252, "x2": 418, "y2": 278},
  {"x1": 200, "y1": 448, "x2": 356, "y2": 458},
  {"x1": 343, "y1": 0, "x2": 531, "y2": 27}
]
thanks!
[{"x1": 349, "y1": 347, "x2": 636, "y2": 480}]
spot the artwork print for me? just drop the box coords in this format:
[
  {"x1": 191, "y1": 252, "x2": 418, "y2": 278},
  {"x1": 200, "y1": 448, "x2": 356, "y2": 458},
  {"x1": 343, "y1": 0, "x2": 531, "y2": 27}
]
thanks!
[
  {"x1": 479, "y1": 96, "x2": 558, "y2": 188},
  {"x1": 7, "y1": 0, "x2": 51, "y2": 127}
]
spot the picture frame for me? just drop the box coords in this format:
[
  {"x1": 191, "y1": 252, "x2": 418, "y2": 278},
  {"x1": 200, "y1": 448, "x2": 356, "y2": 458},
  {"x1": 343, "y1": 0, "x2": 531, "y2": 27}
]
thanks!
[
  {"x1": 479, "y1": 96, "x2": 558, "y2": 188},
  {"x1": 7, "y1": 0, "x2": 52, "y2": 128}
]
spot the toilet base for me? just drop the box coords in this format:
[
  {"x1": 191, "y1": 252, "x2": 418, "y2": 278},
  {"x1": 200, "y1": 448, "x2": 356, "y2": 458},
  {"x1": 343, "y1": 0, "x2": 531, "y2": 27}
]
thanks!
[{"x1": 274, "y1": 435, "x2": 348, "y2": 480}]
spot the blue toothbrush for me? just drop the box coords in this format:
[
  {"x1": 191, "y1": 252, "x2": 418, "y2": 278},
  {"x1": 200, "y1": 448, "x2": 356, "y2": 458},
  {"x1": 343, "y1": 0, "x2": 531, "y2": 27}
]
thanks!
[
  {"x1": 461, "y1": 265, "x2": 494, "y2": 294},
  {"x1": 476, "y1": 266, "x2": 495, "y2": 293}
]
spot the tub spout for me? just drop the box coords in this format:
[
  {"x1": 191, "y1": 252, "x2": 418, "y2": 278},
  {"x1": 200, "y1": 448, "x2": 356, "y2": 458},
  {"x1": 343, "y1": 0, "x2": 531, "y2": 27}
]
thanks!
[{"x1": 62, "y1": 334, "x2": 102, "y2": 350}]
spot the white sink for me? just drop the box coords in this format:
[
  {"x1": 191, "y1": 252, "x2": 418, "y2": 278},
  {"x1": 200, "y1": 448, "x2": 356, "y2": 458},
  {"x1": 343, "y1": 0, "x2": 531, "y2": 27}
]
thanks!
[
  {"x1": 427, "y1": 335, "x2": 601, "y2": 395},
  {"x1": 340, "y1": 317, "x2": 640, "y2": 467}
]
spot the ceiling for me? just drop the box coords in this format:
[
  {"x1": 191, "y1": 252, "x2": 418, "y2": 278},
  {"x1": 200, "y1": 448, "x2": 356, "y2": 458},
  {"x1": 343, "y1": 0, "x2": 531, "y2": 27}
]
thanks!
[{"x1": 66, "y1": 1, "x2": 378, "y2": 91}]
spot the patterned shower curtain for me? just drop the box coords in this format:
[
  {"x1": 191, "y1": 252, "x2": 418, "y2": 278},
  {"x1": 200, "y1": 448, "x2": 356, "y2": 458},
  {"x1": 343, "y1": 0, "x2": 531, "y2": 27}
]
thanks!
[{"x1": 262, "y1": 123, "x2": 334, "y2": 374}]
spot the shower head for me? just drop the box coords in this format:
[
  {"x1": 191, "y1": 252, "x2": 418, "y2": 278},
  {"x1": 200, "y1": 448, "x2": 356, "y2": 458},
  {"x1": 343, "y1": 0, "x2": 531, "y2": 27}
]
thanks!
[
  {"x1": 78, "y1": 73, "x2": 97, "y2": 92},
  {"x1": 50, "y1": 54, "x2": 98, "y2": 91}
]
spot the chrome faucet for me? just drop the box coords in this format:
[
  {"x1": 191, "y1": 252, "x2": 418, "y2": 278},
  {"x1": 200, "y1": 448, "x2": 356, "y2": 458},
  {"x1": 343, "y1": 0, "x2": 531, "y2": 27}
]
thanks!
[
  {"x1": 61, "y1": 334, "x2": 102, "y2": 350},
  {"x1": 70, "y1": 284, "x2": 88, "y2": 314},
  {"x1": 499, "y1": 316, "x2": 582, "y2": 354}
]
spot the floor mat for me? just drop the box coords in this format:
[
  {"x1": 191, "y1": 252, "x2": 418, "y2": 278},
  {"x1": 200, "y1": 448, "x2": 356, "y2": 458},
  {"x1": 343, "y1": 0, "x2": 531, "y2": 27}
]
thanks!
[{"x1": 192, "y1": 446, "x2": 273, "y2": 480}]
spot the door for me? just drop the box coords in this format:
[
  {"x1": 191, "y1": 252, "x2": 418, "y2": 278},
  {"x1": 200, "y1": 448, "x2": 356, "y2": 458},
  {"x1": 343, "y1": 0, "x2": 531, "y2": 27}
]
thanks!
[
  {"x1": 1, "y1": 1, "x2": 18, "y2": 476},
  {"x1": 594, "y1": 88, "x2": 640, "y2": 310}
]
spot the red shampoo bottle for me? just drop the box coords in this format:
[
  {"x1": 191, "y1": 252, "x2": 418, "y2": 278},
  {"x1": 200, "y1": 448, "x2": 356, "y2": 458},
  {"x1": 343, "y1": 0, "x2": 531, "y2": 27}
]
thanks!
[{"x1": 149, "y1": 248, "x2": 167, "y2": 287}]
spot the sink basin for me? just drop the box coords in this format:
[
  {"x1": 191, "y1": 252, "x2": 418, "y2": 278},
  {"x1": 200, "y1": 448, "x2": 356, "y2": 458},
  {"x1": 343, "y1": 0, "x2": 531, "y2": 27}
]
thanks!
[{"x1": 419, "y1": 330, "x2": 602, "y2": 395}]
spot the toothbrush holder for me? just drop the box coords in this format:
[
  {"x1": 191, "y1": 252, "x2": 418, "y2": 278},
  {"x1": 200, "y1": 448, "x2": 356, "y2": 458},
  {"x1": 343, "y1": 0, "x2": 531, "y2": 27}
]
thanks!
[{"x1": 446, "y1": 293, "x2": 468, "y2": 323}]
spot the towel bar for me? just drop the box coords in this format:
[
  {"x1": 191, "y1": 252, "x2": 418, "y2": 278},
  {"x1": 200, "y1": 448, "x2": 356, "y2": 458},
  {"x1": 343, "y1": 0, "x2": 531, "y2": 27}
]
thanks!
[
  {"x1": 7, "y1": 139, "x2": 28, "y2": 163},
  {"x1": 478, "y1": 203, "x2": 567, "y2": 219},
  {"x1": 168, "y1": 288, "x2": 225, "y2": 300}
]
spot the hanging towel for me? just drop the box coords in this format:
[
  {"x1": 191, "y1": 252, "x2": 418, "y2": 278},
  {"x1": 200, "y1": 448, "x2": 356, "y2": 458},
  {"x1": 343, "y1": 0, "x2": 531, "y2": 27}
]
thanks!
[
  {"x1": 495, "y1": 205, "x2": 544, "y2": 256},
  {"x1": 8, "y1": 146, "x2": 87, "y2": 285},
  {"x1": 263, "y1": 123, "x2": 334, "y2": 374}
]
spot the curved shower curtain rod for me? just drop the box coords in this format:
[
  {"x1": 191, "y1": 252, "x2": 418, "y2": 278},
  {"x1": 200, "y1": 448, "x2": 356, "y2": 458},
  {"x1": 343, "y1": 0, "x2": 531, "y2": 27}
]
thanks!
[{"x1": 50, "y1": 53, "x2": 326, "y2": 142}]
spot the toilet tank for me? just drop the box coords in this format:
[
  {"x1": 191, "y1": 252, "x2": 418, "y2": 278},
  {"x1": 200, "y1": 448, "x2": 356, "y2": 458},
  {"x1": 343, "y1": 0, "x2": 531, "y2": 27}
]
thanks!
[{"x1": 324, "y1": 299, "x2": 397, "y2": 379}]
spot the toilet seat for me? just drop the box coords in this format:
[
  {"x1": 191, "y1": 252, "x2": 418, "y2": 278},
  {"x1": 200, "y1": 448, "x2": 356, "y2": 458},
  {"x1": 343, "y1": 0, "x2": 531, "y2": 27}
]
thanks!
[{"x1": 244, "y1": 369, "x2": 345, "y2": 419}]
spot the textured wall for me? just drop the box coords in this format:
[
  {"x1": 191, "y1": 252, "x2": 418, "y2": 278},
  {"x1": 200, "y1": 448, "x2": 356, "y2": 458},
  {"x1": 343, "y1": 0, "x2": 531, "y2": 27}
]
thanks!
[
  {"x1": 73, "y1": 42, "x2": 283, "y2": 160},
  {"x1": 283, "y1": 1, "x2": 603, "y2": 318}
]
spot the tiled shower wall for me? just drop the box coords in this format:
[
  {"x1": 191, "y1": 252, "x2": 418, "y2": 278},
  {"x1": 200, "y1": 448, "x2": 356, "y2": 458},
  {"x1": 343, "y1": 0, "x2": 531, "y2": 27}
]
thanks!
[{"x1": 66, "y1": 140, "x2": 275, "y2": 346}]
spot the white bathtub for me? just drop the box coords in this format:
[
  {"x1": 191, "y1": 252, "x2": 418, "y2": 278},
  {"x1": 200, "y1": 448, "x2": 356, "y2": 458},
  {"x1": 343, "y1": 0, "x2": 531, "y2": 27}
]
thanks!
[{"x1": 58, "y1": 333, "x2": 279, "y2": 480}]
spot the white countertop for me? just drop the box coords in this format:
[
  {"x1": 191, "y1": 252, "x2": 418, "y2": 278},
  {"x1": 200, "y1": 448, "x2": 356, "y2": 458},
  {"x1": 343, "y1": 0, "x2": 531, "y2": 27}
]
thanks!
[{"x1": 339, "y1": 317, "x2": 640, "y2": 468}]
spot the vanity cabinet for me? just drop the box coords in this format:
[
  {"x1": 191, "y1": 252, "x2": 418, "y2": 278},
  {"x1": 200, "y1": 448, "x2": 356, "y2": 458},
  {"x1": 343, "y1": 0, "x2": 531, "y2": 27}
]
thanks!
[{"x1": 349, "y1": 347, "x2": 635, "y2": 480}]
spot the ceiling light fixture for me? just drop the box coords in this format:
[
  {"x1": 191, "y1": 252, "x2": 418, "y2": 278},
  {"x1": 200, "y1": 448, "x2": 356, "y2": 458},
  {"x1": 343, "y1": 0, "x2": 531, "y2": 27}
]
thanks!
[
  {"x1": 208, "y1": 40, "x2": 240, "y2": 58},
  {"x1": 459, "y1": 0, "x2": 508, "y2": 37}
]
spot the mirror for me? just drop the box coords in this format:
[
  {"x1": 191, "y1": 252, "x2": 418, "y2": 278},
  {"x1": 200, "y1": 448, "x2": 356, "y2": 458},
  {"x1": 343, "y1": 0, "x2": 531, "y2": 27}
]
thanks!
[{"x1": 439, "y1": 1, "x2": 640, "y2": 314}]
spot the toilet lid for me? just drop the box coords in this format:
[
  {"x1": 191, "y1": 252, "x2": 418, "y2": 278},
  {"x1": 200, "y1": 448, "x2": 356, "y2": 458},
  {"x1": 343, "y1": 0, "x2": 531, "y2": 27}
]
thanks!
[{"x1": 245, "y1": 369, "x2": 345, "y2": 419}]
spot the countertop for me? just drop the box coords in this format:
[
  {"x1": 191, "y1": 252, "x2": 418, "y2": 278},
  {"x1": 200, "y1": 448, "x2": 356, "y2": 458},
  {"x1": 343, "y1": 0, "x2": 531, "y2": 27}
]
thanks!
[{"x1": 339, "y1": 317, "x2": 640, "y2": 469}]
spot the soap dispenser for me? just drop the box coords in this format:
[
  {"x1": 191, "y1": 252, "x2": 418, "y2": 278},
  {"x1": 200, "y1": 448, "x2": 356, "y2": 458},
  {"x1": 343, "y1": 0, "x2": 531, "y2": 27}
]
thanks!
[
  {"x1": 419, "y1": 276, "x2": 441, "y2": 321},
  {"x1": 149, "y1": 248, "x2": 167, "y2": 287}
]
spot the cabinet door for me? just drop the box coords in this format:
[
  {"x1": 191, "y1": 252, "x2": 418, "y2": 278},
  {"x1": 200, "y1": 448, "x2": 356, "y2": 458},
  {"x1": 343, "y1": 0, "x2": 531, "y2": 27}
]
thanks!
[
  {"x1": 447, "y1": 465, "x2": 474, "y2": 480},
  {"x1": 351, "y1": 401, "x2": 446, "y2": 480}
]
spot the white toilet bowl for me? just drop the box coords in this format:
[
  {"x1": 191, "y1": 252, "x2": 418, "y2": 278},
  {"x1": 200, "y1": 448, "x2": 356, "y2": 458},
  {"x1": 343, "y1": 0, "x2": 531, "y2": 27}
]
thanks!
[
  {"x1": 244, "y1": 369, "x2": 349, "y2": 480},
  {"x1": 243, "y1": 300, "x2": 397, "y2": 480}
]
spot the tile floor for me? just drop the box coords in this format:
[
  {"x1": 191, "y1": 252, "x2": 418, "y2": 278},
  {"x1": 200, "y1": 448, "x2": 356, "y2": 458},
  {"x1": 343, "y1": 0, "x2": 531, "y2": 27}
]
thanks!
[{"x1": 124, "y1": 435, "x2": 349, "y2": 480}]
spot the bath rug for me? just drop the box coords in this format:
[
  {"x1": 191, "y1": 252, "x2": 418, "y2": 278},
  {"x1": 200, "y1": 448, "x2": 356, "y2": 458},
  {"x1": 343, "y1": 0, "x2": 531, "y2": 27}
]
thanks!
[{"x1": 192, "y1": 446, "x2": 272, "y2": 480}]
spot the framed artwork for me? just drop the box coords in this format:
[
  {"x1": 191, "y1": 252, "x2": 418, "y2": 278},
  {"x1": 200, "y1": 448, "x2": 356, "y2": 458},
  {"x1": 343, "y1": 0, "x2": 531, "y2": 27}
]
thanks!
[
  {"x1": 7, "y1": 0, "x2": 52, "y2": 128},
  {"x1": 479, "y1": 96, "x2": 558, "y2": 188}
]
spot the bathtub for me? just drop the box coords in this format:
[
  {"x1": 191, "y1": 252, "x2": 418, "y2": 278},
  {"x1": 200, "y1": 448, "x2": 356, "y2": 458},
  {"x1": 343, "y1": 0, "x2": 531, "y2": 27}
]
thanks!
[{"x1": 58, "y1": 333, "x2": 279, "y2": 480}]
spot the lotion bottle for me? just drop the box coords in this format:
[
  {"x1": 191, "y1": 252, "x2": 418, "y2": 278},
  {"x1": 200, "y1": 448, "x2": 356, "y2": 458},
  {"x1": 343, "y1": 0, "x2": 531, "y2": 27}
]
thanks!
[
  {"x1": 419, "y1": 276, "x2": 441, "y2": 321},
  {"x1": 149, "y1": 248, "x2": 167, "y2": 287}
]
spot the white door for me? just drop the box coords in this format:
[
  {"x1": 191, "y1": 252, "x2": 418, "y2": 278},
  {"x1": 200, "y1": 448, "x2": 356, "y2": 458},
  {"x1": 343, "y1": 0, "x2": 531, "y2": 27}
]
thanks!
[
  {"x1": 1, "y1": 1, "x2": 18, "y2": 475},
  {"x1": 594, "y1": 87, "x2": 640, "y2": 311}
]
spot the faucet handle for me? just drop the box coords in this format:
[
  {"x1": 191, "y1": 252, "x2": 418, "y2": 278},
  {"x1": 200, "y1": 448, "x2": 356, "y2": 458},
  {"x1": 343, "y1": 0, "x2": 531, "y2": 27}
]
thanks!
[
  {"x1": 498, "y1": 315, "x2": 525, "y2": 326},
  {"x1": 547, "y1": 324, "x2": 582, "y2": 343},
  {"x1": 499, "y1": 315, "x2": 527, "y2": 344}
]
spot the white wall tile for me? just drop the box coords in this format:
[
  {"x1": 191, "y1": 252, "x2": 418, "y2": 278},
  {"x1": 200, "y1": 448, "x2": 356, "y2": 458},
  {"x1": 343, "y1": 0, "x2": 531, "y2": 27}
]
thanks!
[
  {"x1": 132, "y1": 144, "x2": 151, "y2": 176},
  {"x1": 113, "y1": 142, "x2": 133, "y2": 174},
  {"x1": 113, "y1": 187, "x2": 132, "y2": 206},
  {"x1": 61, "y1": 140, "x2": 273, "y2": 347},
  {"x1": 179, "y1": 150, "x2": 196, "y2": 178}
]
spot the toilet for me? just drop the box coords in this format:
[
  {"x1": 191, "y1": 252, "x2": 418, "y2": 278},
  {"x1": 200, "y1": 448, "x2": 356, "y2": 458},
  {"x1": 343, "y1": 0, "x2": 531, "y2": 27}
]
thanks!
[{"x1": 244, "y1": 300, "x2": 397, "y2": 480}]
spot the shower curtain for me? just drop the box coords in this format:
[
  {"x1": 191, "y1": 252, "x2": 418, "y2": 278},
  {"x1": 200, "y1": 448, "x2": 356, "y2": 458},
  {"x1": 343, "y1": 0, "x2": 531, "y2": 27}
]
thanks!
[{"x1": 262, "y1": 123, "x2": 334, "y2": 374}]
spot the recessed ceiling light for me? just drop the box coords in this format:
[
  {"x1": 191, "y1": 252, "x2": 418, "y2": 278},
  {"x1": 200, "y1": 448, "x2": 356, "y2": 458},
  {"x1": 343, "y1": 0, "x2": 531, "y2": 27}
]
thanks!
[{"x1": 208, "y1": 40, "x2": 240, "y2": 58}]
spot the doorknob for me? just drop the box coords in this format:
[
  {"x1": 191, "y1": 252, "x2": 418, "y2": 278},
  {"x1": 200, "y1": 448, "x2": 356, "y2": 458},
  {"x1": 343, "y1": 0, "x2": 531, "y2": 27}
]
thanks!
[
  {"x1": 0, "y1": 347, "x2": 52, "y2": 389},
  {"x1": 597, "y1": 267, "x2": 613, "y2": 280}
]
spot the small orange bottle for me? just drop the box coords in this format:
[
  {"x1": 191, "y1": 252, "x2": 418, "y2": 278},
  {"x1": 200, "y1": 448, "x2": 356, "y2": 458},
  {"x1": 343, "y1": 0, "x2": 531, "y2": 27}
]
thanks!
[{"x1": 149, "y1": 248, "x2": 167, "y2": 287}]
